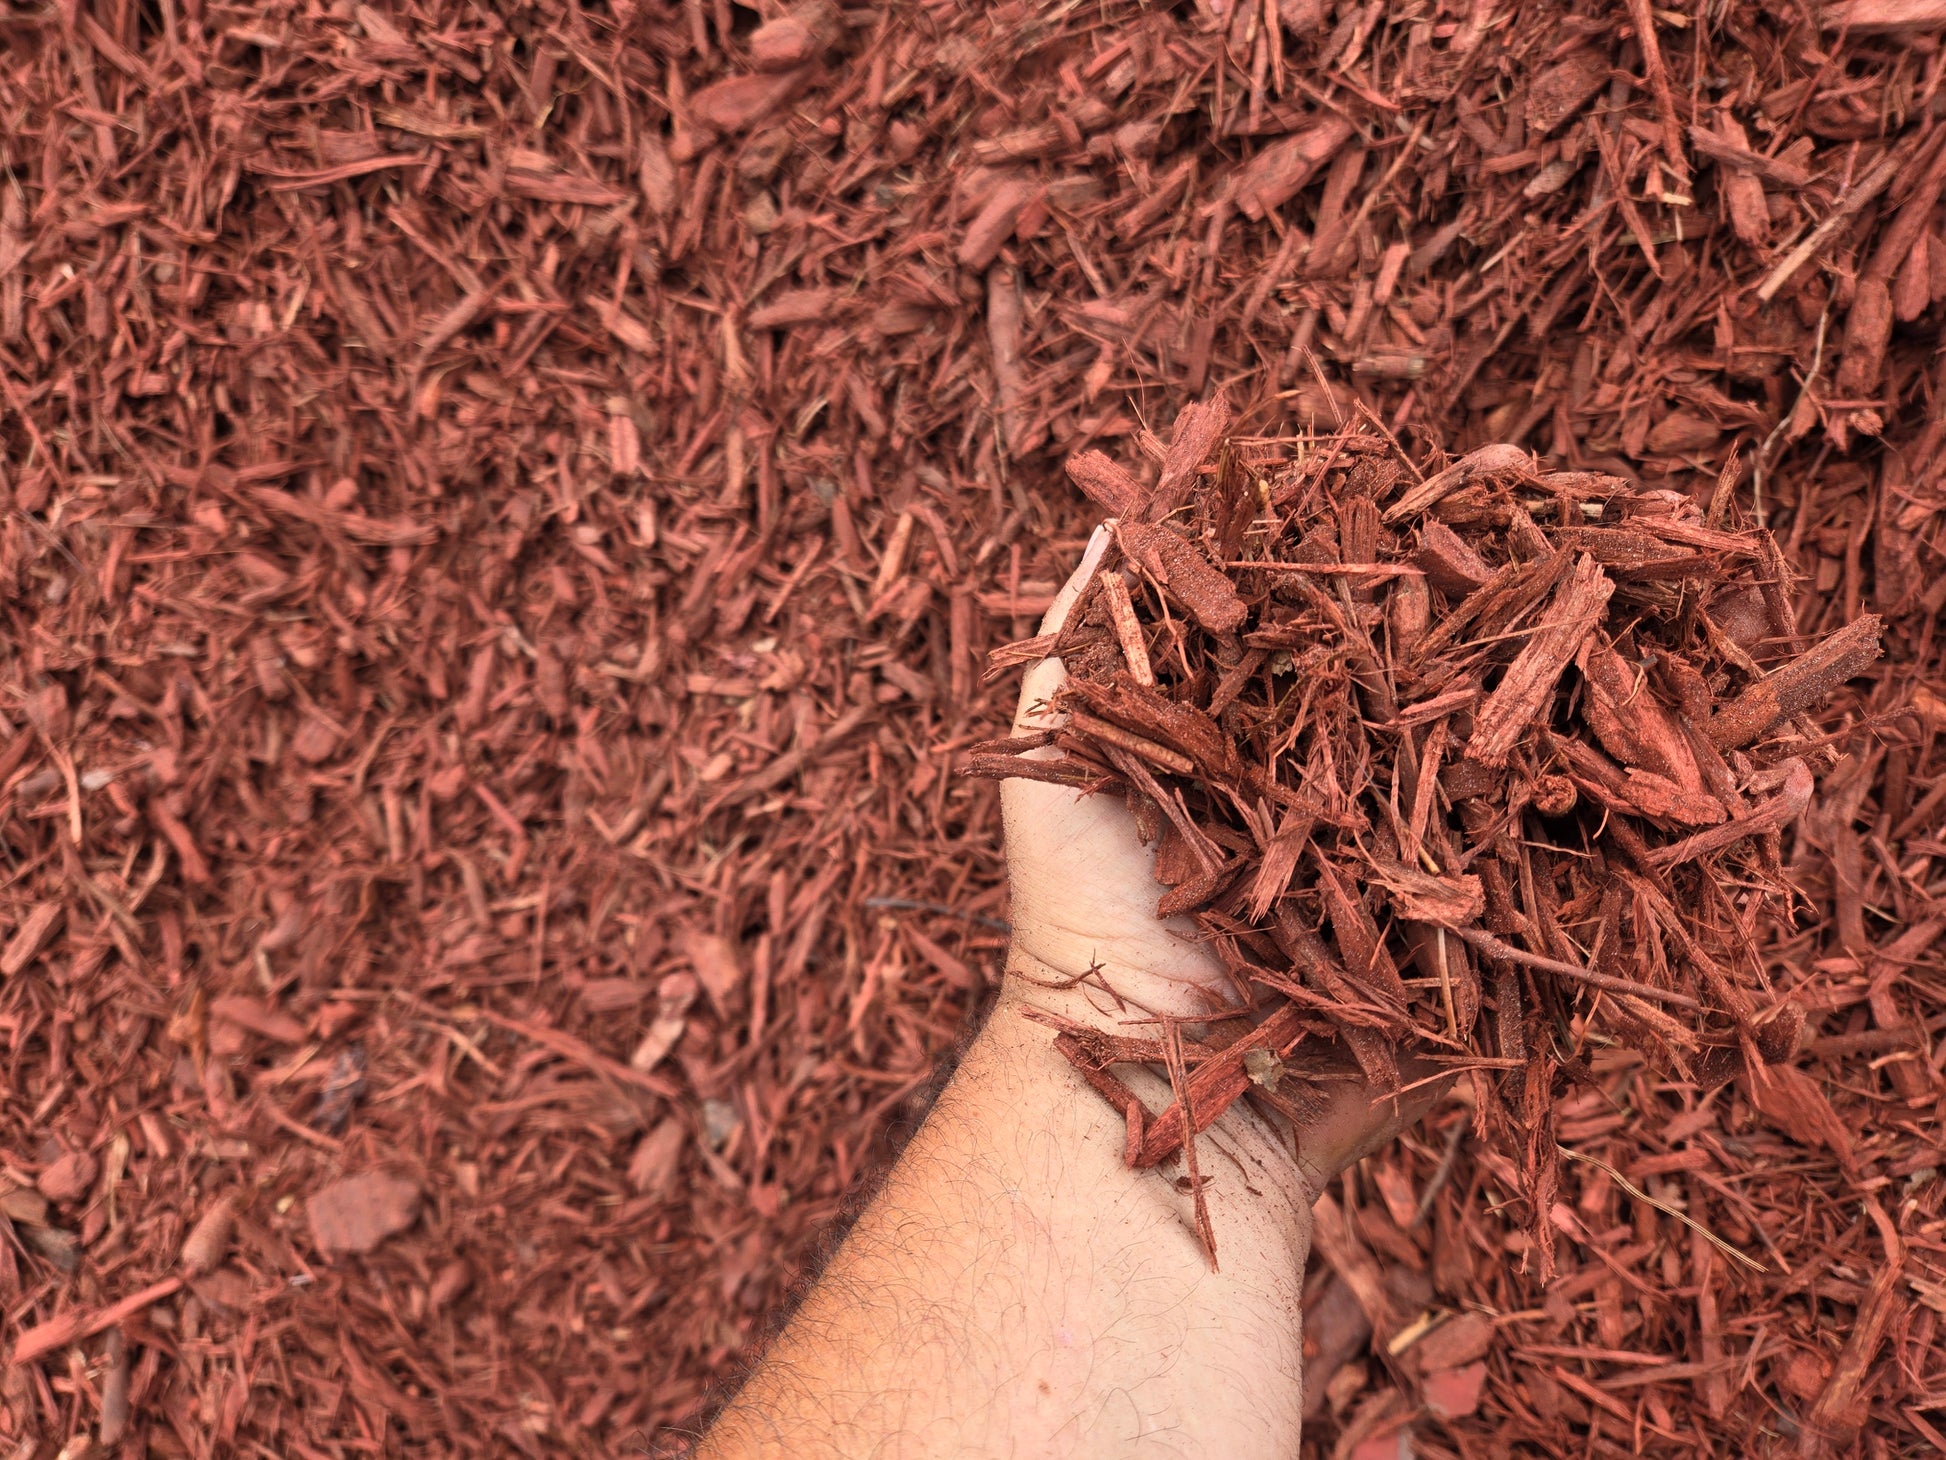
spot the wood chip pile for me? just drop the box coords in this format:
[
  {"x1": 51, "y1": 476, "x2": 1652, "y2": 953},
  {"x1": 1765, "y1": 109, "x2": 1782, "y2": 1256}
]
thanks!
[
  {"x1": 983, "y1": 405, "x2": 1882, "y2": 1275},
  {"x1": 0, "y1": 0, "x2": 1940, "y2": 1454}
]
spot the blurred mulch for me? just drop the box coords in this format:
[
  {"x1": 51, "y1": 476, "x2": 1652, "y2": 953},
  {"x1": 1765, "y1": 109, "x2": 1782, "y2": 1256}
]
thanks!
[{"x1": 0, "y1": 0, "x2": 1941, "y2": 1455}]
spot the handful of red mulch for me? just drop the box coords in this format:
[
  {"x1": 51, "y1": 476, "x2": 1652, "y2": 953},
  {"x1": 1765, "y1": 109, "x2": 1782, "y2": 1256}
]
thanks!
[{"x1": 975, "y1": 396, "x2": 1880, "y2": 1270}]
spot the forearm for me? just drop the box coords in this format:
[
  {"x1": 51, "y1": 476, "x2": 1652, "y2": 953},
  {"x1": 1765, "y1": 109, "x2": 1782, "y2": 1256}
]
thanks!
[{"x1": 700, "y1": 984, "x2": 1314, "y2": 1460}]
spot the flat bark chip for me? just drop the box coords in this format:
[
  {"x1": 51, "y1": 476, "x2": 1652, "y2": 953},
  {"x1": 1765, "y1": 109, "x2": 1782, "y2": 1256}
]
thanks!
[{"x1": 309, "y1": 1173, "x2": 421, "y2": 1258}]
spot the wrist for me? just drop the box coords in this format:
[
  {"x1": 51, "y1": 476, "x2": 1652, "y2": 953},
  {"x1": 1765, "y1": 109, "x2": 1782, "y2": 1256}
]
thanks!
[
  {"x1": 981, "y1": 978, "x2": 1316, "y2": 1247},
  {"x1": 1000, "y1": 940, "x2": 1242, "y2": 1033},
  {"x1": 712, "y1": 971, "x2": 1317, "y2": 1459}
]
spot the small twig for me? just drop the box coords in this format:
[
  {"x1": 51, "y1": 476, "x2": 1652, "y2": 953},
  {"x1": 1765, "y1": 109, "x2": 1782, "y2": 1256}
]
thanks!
[
  {"x1": 1558, "y1": 1144, "x2": 1766, "y2": 1274},
  {"x1": 1622, "y1": 0, "x2": 1688, "y2": 186},
  {"x1": 1750, "y1": 306, "x2": 1829, "y2": 529},
  {"x1": 1164, "y1": 1021, "x2": 1218, "y2": 1269},
  {"x1": 862, "y1": 897, "x2": 1011, "y2": 934},
  {"x1": 1755, "y1": 142, "x2": 1913, "y2": 304},
  {"x1": 1435, "y1": 926, "x2": 1458, "y2": 1040},
  {"x1": 1067, "y1": 710, "x2": 1195, "y2": 776},
  {"x1": 1348, "y1": 367, "x2": 1428, "y2": 483},
  {"x1": 1412, "y1": 1109, "x2": 1472, "y2": 1228},
  {"x1": 1221, "y1": 560, "x2": 1424, "y2": 578},
  {"x1": 10, "y1": 1278, "x2": 185, "y2": 1366},
  {"x1": 11, "y1": 508, "x2": 86, "y2": 573},
  {"x1": 1449, "y1": 927, "x2": 1703, "y2": 1010}
]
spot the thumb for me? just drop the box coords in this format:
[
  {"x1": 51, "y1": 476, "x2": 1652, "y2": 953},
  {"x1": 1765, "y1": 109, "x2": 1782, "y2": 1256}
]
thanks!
[{"x1": 1014, "y1": 522, "x2": 1115, "y2": 735}]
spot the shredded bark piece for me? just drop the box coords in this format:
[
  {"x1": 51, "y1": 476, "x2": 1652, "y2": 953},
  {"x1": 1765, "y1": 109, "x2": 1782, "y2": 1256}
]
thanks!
[
  {"x1": 1466, "y1": 555, "x2": 1615, "y2": 768},
  {"x1": 1096, "y1": 570, "x2": 1155, "y2": 685},
  {"x1": 1705, "y1": 615, "x2": 1886, "y2": 748}
]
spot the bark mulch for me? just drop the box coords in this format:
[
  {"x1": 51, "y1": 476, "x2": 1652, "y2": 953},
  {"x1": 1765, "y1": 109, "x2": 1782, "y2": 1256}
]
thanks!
[
  {"x1": 0, "y1": 0, "x2": 1942, "y2": 1456},
  {"x1": 987, "y1": 410, "x2": 1881, "y2": 1268}
]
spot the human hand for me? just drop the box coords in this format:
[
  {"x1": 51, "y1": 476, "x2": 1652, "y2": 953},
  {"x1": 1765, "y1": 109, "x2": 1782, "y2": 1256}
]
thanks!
[
  {"x1": 703, "y1": 524, "x2": 1433, "y2": 1460},
  {"x1": 1000, "y1": 523, "x2": 1440, "y2": 1199},
  {"x1": 1001, "y1": 524, "x2": 1232, "y2": 1023}
]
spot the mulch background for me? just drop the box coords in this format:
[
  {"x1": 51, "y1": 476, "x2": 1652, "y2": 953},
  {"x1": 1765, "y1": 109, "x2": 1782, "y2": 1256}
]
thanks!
[{"x1": 0, "y1": 0, "x2": 1943, "y2": 1454}]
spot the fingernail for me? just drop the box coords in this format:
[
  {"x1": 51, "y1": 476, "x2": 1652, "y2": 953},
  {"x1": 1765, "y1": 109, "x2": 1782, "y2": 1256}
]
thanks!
[{"x1": 1081, "y1": 522, "x2": 1112, "y2": 570}]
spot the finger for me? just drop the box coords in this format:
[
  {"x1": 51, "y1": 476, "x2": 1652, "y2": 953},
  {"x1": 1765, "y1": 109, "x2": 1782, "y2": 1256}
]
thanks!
[
  {"x1": 1014, "y1": 522, "x2": 1114, "y2": 735},
  {"x1": 1290, "y1": 1067, "x2": 1454, "y2": 1204},
  {"x1": 999, "y1": 519, "x2": 1232, "y2": 1018},
  {"x1": 1040, "y1": 521, "x2": 1115, "y2": 637}
]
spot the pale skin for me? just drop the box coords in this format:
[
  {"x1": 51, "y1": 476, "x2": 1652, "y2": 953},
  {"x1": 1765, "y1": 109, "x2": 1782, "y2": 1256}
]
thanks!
[{"x1": 701, "y1": 525, "x2": 1421, "y2": 1459}]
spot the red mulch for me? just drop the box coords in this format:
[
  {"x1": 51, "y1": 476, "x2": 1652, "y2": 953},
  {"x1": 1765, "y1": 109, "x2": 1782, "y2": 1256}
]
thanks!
[{"x1": 0, "y1": 0, "x2": 1941, "y2": 1456}]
